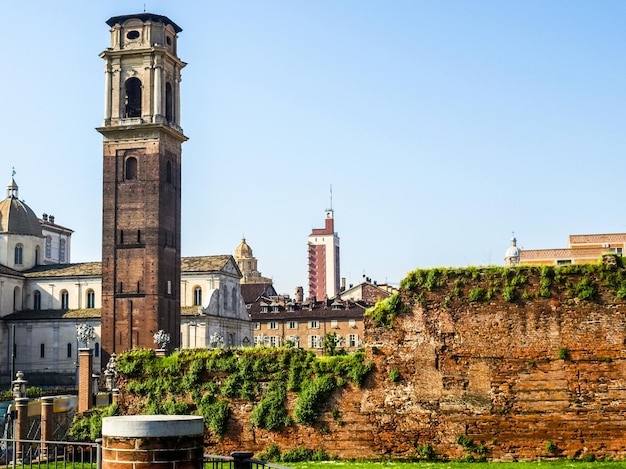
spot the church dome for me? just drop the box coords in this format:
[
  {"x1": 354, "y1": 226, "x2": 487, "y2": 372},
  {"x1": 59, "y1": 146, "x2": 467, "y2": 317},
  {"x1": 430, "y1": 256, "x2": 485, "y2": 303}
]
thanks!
[
  {"x1": 0, "y1": 178, "x2": 42, "y2": 236},
  {"x1": 504, "y1": 237, "x2": 521, "y2": 265},
  {"x1": 234, "y1": 238, "x2": 253, "y2": 259}
]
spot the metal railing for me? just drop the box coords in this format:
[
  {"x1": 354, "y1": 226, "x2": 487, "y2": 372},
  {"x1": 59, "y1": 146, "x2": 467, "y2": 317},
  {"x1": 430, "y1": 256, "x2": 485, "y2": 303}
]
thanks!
[
  {"x1": 0, "y1": 438, "x2": 100, "y2": 469},
  {"x1": 205, "y1": 453, "x2": 292, "y2": 469}
]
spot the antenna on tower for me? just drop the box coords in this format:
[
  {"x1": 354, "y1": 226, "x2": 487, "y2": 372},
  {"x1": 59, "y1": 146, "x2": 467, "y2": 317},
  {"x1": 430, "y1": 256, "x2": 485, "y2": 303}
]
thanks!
[
  {"x1": 329, "y1": 184, "x2": 333, "y2": 211},
  {"x1": 144, "y1": 2, "x2": 147, "y2": 12}
]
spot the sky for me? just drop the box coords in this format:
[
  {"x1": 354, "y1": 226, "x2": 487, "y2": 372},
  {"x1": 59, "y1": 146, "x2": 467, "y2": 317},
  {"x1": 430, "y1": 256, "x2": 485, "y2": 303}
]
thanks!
[{"x1": 2, "y1": 1, "x2": 626, "y2": 295}]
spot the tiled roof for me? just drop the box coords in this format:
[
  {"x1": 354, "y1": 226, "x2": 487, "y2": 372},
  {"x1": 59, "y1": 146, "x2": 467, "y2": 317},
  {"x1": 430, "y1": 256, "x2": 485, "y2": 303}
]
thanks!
[
  {"x1": 24, "y1": 262, "x2": 102, "y2": 278},
  {"x1": 4, "y1": 308, "x2": 101, "y2": 321},
  {"x1": 181, "y1": 306, "x2": 203, "y2": 316},
  {"x1": 21, "y1": 255, "x2": 236, "y2": 278},
  {"x1": 520, "y1": 247, "x2": 603, "y2": 260},
  {"x1": 569, "y1": 233, "x2": 626, "y2": 244},
  {"x1": 241, "y1": 283, "x2": 277, "y2": 304},
  {"x1": 181, "y1": 255, "x2": 232, "y2": 273},
  {"x1": 0, "y1": 264, "x2": 24, "y2": 277},
  {"x1": 250, "y1": 298, "x2": 366, "y2": 320}
]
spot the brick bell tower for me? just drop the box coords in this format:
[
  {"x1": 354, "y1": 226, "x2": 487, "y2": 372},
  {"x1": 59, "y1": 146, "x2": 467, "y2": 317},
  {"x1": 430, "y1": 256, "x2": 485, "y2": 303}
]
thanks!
[{"x1": 97, "y1": 13, "x2": 187, "y2": 359}]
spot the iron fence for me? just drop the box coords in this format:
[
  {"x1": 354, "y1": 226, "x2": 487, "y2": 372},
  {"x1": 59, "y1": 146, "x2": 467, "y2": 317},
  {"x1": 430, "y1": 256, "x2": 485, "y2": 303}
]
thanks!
[{"x1": 0, "y1": 438, "x2": 100, "y2": 469}]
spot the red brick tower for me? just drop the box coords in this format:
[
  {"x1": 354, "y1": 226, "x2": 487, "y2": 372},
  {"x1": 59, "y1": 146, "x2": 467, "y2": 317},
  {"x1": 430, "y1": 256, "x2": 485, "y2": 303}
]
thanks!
[
  {"x1": 97, "y1": 13, "x2": 187, "y2": 359},
  {"x1": 307, "y1": 209, "x2": 340, "y2": 299}
]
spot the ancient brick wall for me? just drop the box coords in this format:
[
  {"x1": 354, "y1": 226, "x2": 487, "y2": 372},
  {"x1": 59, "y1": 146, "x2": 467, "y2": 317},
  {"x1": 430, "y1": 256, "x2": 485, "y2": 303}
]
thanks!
[
  {"x1": 122, "y1": 267, "x2": 626, "y2": 461},
  {"x1": 360, "y1": 269, "x2": 626, "y2": 461}
]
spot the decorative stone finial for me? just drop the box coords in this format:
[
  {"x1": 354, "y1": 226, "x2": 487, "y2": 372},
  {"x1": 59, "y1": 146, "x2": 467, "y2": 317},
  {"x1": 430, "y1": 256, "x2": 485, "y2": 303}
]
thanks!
[
  {"x1": 76, "y1": 323, "x2": 96, "y2": 348},
  {"x1": 153, "y1": 330, "x2": 171, "y2": 349}
]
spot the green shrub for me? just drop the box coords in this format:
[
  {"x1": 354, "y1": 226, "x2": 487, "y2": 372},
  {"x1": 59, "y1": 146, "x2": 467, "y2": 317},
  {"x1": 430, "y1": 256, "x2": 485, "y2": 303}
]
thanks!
[
  {"x1": 576, "y1": 277, "x2": 597, "y2": 300},
  {"x1": 502, "y1": 286, "x2": 516, "y2": 302},
  {"x1": 68, "y1": 404, "x2": 119, "y2": 441},
  {"x1": 388, "y1": 367, "x2": 401, "y2": 382},
  {"x1": 257, "y1": 444, "x2": 281, "y2": 462},
  {"x1": 558, "y1": 347, "x2": 570, "y2": 360},
  {"x1": 196, "y1": 394, "x2": 230, "y2": 437},
  {"x1": 467, "y1": 288, "x2": 485, "y2": 302},
  {"x1": 293, "y1": 374, "x2": 337, "y2": 426},
  {"x1": 546, "y1": 441, "x2": 557, "y2": 453},
  {"x1": 415, "y1": 443, "x2": 436, "y2": 460},
  {"x1": 250, "y1": 382, "x2": 290, "y2": 430},
  {"x1": 365, "y1": 293, "x2": 406, "y2": 328}
]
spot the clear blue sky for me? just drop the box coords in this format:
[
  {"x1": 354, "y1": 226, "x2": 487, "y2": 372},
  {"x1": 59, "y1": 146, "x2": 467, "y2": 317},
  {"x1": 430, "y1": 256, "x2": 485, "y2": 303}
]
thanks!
[{"x1": 2, "y1": 1, "x2": 626, "y2": 294}]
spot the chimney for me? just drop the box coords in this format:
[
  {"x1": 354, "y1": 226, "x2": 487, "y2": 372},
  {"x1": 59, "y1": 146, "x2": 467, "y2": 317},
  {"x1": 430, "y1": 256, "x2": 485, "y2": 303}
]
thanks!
[
  {"x1": 341, "y1": 278, "x2": 346, "y2": 292},
  {"x1": 42, "y1": 213, "x2": 48, "y2": 222},
  {"x1": 295, "y1": 286, "x2": 303, "y2": 303},
  {"x1": 49, "y1": 215, "x2": 55, "y2": 224}
]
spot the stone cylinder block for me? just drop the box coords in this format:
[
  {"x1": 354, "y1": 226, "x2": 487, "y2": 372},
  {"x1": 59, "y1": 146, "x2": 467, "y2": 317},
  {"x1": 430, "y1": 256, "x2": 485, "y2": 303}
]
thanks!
[{"x1": 102, "y1": 415, "x2": 204, "y2": 469}]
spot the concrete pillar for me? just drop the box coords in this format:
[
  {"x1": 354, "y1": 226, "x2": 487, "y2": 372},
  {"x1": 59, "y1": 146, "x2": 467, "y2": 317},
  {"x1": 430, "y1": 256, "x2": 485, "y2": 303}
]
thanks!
[
  {"x1": 78, "y1": 348, "x2": 93, "y2": 413},
  {"x1": 40, "y1": 396, "x2": 55, "y2": 456},
  {"x1": 102, "y1": 415, "x2": 204, "y2": 469},
  {"x1": 15, "y1": 397, "x2": 29, "y2": 461}
]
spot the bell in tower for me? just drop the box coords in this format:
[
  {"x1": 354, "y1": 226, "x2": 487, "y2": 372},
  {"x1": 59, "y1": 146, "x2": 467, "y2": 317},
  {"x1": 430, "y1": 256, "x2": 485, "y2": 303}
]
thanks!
[{"x1": 97, "y1": 13, "x2": 188, "y2": 361}]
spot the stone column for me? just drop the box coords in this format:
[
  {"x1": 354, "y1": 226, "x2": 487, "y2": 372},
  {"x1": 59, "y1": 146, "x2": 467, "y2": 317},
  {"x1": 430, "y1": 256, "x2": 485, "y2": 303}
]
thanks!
[
  {"x1": 78, "y1": 348, "x2": 93, "y2": 413},
  {"x1": 232, "y1": 452, "x2": 254, "y2": 469},
  {"x1": 15, "y1": 397, "x2": 29, "y2": 461},
  {"x1": 102, "y1": 415, "x2": 204, "y2": 469},
  {"x1": 40, "y1": 396, "x2": 55, "y2": 456}
]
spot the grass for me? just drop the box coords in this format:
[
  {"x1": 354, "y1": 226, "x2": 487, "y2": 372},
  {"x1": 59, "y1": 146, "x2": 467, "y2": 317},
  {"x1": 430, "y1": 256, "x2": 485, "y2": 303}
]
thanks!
[{"x1": 288, "y1": 462, "x2": 626, "y2": 469}]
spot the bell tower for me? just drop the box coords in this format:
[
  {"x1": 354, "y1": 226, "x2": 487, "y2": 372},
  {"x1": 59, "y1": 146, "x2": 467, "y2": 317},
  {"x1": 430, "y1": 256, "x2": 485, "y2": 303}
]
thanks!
[{"x1": 97, "y1": 13, "x2": 187, "y2": 359}]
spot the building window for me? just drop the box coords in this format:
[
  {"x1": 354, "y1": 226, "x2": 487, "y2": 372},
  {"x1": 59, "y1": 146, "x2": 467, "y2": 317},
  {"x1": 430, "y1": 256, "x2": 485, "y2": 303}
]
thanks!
[
  {"x1": 309, "y1": 320, "x2": 319, "y2": 329},
  {"x1": 288, "y1": 321, "x2": 298, "y2": 329},
  {"x1": 59, "y1": 239, "x2": 66, "y2": 263},
  {"x1": 45, "y1": 236, "x2": 52, "y2": 258},
  {"x1": 611, "y1": 247, "x2": 623, "y2": 255},
  {"x1": 309, "y1": 335, "x2": 322, "y2": 348},
  {"x1": 33, "y1": 290, "x2": 41, "y2": 310},
  {"x1": 86, "y1": 289, "x2": 95, "y2": 309},
  {"x1": 125, "y1": 157, "x2": 138, "y2": 180},
  {"x1": 95, "y1": 343, "x2": 100, "y2": 357},
  {"x1": 349, "y1": 319, "x2": 356, "y2": 328},
  {"x1": 331, "y1": 320, "x2": 338, "y2": 329},
  {"x1": 165, "y1": 82, "x2": 173, "y2": 122},
  {"x1": 556, "y1": 260, "x2": 572, "y2": 266},
  {"x1": 40, "y1": 344, "x2": 45, "y2": 358},
  {"x1": 254, "y1": 322, "x2": 260, "y2": 330},
  {"x1": 223, "y1": 287, "x2": 229, "y2": 310},
  {"x1": 14, "y1": 244, "x2": 23, "y2": 265},
  {"x1": 193, "y1": 286, "x2": 202, "y2": 306},
  {"x1": 35, "y1": 246, "x2": 40, "y2": 265},
  {"x1": 60, "y1": 290, "x2": 69, "y2": 309},
  {"x1": 166, "y1": 160, "x2": 172, "y2": 184},
  {"x1": 269, "y1": 336, "x2": 278, "y2": 347},
  {"x1": 124, "y1": 77, "x2": 142, "y2": 118},
  {"x1": 268, "y1": 321, "x2": 278, "y2": 330},
  {"x1": 349, "y1": 334, "x2": 358, "y2": 347},
  {"x1": 67, "y1": 343, "x2": 72, "y2": 358}
]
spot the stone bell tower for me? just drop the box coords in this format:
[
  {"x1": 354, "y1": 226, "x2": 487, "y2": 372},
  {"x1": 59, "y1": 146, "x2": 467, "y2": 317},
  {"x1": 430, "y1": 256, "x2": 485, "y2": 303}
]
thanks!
[{"x1": 97, "y1": 13, "x2": 187, "y2": 359}]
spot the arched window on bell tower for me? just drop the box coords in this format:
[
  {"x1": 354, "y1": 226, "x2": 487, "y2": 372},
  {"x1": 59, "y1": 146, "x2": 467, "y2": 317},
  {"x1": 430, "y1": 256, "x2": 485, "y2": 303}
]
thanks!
[
  {"x1": 124, "y1": 77, "x2": 142, "y2": 118},
  {"x1": 125, "y1": 157, "x2": 138, "y2": 180},
  {"x1": 165, "y1": 82, "x2": 173, "y2": 123}
]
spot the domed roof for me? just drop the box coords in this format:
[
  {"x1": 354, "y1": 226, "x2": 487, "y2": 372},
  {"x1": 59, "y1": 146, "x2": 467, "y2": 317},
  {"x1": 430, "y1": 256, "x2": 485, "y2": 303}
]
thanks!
[
  {"x1": 234, "y1": 238, "x2": 253, "y2": 259},
  {"x1": 505, "y1": 237, "x2": 521, "y2": 259},
  {"x1": 0, "y1": 178, "x2": 42, "y2": 236}
]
